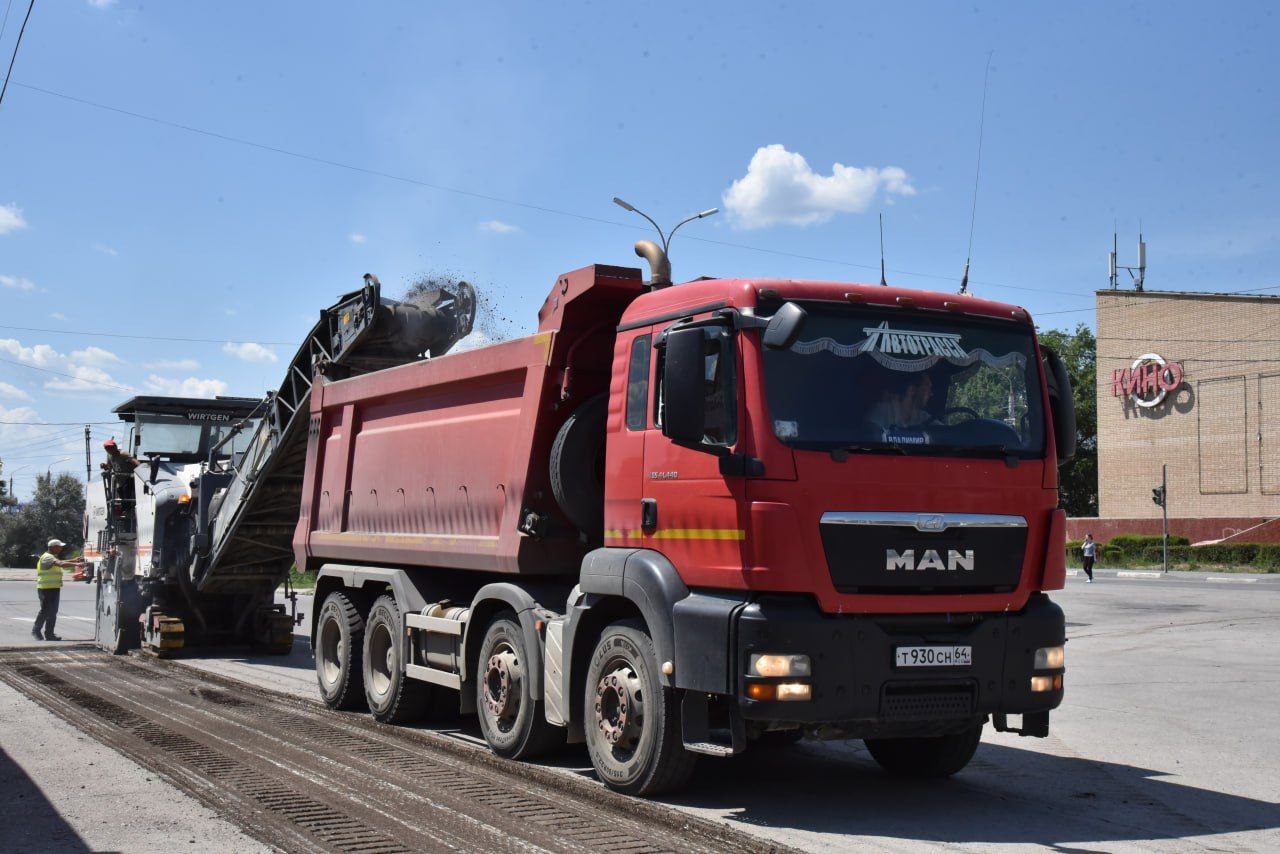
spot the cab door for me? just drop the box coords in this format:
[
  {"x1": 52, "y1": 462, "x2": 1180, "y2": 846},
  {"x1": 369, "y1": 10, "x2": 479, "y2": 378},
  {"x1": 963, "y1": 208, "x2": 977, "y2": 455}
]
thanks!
[
  {"x1": 640, "y1": 318, "x2": 746, "y2": 586},
  {"x1": 603, "y1": 329, "x2": 654, "y2": 544}
]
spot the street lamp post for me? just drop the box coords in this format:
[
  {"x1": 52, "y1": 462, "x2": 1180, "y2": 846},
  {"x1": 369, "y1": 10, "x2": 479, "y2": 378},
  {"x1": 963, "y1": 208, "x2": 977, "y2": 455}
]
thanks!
[{"x1": 612, "y1": 198, "x2": 718, "y2": 285}]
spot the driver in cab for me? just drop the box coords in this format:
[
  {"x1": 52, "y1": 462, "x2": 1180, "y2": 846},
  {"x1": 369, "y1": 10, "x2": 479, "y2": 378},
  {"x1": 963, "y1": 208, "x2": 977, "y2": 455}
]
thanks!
[{"x1": 867, "y1": 373, "x2": 935, "y2": 432}]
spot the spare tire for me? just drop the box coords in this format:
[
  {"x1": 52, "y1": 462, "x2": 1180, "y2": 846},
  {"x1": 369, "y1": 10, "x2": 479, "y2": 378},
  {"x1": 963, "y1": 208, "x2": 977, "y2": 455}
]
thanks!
[{"x1": 550, "y1": 393, "x2": 608, "y2": 539}]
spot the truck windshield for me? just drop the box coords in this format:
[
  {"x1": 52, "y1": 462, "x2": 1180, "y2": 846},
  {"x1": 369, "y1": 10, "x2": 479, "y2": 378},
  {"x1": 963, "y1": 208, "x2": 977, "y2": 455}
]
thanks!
[
  {"x1": 760, "y1": 302, "x2": 1046, "y2": 457},
  {"x1": 136, "y1": 414, "x2": 261, "y2": 460}
]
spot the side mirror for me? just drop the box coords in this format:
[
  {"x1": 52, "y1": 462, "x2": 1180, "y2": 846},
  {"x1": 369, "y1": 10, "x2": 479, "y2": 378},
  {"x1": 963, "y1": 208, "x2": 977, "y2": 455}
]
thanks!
[
  {"x1": 763, "y1": 301, "x2": 807, "y2": 350},
  {"x1": 661, "y1": 326, "x2": 709, "y2": 444},
  {"x1": 1042, "y1": 347, "x2": 1076, "y2": 465}
]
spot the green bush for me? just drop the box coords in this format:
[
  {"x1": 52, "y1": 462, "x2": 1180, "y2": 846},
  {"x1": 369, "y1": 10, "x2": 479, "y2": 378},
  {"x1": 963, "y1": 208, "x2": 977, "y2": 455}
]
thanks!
[{"x1": 1107, "y1": 533, "x2": 1190, "y2": 552}]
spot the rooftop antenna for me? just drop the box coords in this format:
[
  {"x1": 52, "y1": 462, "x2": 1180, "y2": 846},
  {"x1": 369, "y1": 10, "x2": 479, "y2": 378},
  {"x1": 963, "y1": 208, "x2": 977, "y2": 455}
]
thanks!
[
  {"x1": 959, "y1": 51, "x2": 993, "y2": 296},
  {"x1": 879, "y1": 213, "x2": 888, "y2": 286},
  {"x1": 1111, "y1": 225, "x2": 1147, "y2": 291}
]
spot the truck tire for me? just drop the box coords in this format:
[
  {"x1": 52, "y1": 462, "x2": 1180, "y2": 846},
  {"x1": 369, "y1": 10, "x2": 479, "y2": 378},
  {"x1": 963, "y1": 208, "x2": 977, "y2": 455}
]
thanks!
[
  {"x1": 550, "y1": 393, "x2": 607, "y2": 539},
  {"x1": 583, "y1": 620, "x2": 696, "y2": 796},
  {"x1": 476, "y1": 614, "x2": 563, "y2": 759},
  {"x1": 315, "y1": 591, "x2": 367, "y2": 710},
  {"x1": 864, "y1": 724, "x2": 984, "y2": 778},
  {"x1": 362, "y1": 595, "x2": 429, "y2": 724}
]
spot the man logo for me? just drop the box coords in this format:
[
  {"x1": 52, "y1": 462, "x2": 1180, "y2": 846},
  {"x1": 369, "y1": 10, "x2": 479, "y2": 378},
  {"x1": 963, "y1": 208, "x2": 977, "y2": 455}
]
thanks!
[{"x1": 885, "y1": 549, "x2": 975, "y2": 572}]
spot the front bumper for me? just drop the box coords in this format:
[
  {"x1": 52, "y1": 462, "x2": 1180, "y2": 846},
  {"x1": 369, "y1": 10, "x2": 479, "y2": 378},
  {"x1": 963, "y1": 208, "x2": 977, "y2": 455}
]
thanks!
[{"x1": 731, "y1": 593, "x2": 1065, "y2": 735}]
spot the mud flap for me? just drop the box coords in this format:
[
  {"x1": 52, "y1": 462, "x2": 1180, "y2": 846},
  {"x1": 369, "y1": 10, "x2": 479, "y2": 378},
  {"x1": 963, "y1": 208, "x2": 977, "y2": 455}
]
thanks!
[
  {"x1": 993, "y1": 711, "x2": 1050, "y2": 737},
  {"x1": 680, "y1": 690, "x2": 746, "y2": 757}
]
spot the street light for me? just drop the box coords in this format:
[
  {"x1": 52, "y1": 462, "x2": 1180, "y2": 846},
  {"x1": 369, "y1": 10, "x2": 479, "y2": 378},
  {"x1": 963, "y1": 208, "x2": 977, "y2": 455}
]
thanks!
[
  {"x1": 612, "y1": 197, "x2": 719, "y2": 257},
  {"x1": 46, "y1": 457, "x2": 72, "y2": 477}
]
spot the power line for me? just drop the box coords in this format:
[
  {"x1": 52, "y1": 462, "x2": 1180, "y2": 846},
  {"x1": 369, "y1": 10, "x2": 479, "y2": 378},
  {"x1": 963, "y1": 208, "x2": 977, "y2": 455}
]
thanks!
[
  {"x1": 0, "y1": 0, "x2": 16, "y2": 44},
  {"x1": 0, "y1": 419, "x2": 115, "y2": 425},
  {"x1": 0, "y1": 354, "x2": 134, "y2": 392},
  {"x1": 0, "y1": 0, "x2": 33, "y2": 110},
  {"x1": 0, "y1": 323, "x2": 292, "y2": 346},
  {"x1": 10, "y1": 81, "x2": 1081, "y2": 300}
]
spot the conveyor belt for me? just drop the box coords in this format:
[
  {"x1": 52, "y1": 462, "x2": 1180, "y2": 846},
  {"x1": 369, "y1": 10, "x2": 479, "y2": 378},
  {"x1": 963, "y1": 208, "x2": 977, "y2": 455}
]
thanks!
[{"x1": 193, "y1": 275, "x2": 476, "y2": 594}]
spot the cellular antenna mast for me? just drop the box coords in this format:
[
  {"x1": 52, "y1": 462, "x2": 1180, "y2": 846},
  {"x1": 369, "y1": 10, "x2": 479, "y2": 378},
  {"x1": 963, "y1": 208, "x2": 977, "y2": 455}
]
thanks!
[
  {"x1": 879, "y1": 213, "x2": 888, "y2": 286},
  {"x1": 959, "y1": 51, "x2": 993, "y2": 296},
  {"x1": 1109, "y1": 227, "x2": 1147, "y2": 291}
]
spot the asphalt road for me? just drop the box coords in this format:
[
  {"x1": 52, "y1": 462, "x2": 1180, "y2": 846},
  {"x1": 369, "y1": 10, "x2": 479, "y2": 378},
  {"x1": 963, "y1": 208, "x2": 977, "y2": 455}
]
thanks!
[{"x1": 2, "y1": 573, "x2": 1278, "y2": 851}]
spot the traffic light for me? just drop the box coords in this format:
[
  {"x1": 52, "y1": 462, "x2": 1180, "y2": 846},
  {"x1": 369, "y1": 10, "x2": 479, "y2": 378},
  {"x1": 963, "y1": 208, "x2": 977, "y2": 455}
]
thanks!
[{"x1": 1152, "y1": 485, "x2": 1166, "y2": 508}]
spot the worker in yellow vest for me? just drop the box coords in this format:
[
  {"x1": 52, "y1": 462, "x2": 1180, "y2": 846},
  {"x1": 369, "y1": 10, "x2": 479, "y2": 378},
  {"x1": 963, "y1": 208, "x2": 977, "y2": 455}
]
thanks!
[{"x1": 33, "y1": 539, "x2": 82, "y2": 642}]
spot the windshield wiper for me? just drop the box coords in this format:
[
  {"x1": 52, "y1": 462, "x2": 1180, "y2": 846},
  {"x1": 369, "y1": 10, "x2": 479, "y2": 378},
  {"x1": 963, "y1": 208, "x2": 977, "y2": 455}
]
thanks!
[{"x1": 826, "y1": 444, "x2": 908, "y2": 461}]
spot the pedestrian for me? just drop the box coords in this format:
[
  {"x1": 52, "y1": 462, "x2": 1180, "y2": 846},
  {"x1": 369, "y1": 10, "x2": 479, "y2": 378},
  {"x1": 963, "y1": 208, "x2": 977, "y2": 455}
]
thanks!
[
  {"x1": 1081, "y1": 533, "x2": 1096, "y2": 583},
  {"x1": 33, "y1": 538, "x2": 83, "y2": 641}
]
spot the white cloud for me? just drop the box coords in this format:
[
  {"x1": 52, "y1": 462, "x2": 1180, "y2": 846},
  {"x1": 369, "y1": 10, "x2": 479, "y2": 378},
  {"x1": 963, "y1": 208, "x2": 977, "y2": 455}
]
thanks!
[
  {"x1": 478, "y1": 220, "x2": 520, "y2": 234},
  {"x1": 93, "y1": 242, "x2": 118, "y2": 256},
  {"x1": 1, "y1": 274, "x2": 36, "y2": 292},
  {"x1": 49, "y1": 312, "x2": 66, "y2": 321},
  {"x1": 0, "y1": 381, "x2": 31, "y2": 400},
  {"x1": 222, "y1": 341, "x2": 278, "y2": 363},
  {"x1": 722, "y1": 144, "x2": 915, "y2": 229},
  {"x1": 224, "y1": 308, "x2": 237, "y2": 317},
  {"x1": 145, "y1": 375, "x2": 228, "y2": 398},
  {"x1": 144, "y1": 358, "x2": 200, "y2": 372},
  {"x1": 0, "y1": 405, "x2": 42, "y2": 446},
  {"x1": 87, "y1": 0, "x2": 117, "y2": 8},
  {"x1": 0, "y1": 337, "x2": 129, "y2": 396},
  {"x1": 349, "y1": 233, "x2": 367, "y2": 244},
  {"x1": 71, "y1": 346, "x2": 121, "y2": 365},
  {"x1": 0, "y1": 204, "x2": 27, "y2": 235}
]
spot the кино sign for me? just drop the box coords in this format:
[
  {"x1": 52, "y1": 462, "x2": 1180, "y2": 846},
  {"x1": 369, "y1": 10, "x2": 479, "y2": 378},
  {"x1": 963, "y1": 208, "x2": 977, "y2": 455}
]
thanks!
[{"x1": 1111, "y1": 353, "x2": 1184, "y2": 408}]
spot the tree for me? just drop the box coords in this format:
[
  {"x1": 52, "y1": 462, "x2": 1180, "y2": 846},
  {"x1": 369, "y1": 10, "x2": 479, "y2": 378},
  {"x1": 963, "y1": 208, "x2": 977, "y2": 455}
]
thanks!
[
  {"x1": 0, "y1": 473, "x2": 85, "y2": 567},
  {"x1": 0, "y1": 459, "x2": 10, "y2": 506},
  {"x1": 1037, "y1": 324, "x2": 1098, "y2": 517}
]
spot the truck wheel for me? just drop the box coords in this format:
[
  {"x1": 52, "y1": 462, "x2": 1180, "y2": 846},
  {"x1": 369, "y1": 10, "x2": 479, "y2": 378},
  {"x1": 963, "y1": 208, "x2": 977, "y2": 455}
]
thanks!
[
  {"x1": 362, "y1": 595, "x2": 429, "y2": 724},
  {"x1": 584, "y1": 620, "x2": 695, "y2": 796},
  {"x1": 864, "y1": 724, "x2": 984, "y2": 778},
  {"x1": 315, "y1": 591, "x2": 366, "y2": 710},
  {"x1": 476, "y1": 614, "x2": 563, "y2": 759},
  {"x1": 550, "y1": 393, "x2": 607, "y2": 539}
]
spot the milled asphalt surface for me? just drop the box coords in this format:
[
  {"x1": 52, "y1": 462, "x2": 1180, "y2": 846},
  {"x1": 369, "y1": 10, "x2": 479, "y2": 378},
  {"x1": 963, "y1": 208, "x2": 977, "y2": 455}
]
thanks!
[{"x1": 1, "y1": 572, "x2": 1277, "y2": 851}]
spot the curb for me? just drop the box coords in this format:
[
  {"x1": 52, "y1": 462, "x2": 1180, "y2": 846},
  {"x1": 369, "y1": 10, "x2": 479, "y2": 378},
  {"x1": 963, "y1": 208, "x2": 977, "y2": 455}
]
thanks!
[{"x1": 1066, "y1": 567, "x2": 1275, "y2": 583}]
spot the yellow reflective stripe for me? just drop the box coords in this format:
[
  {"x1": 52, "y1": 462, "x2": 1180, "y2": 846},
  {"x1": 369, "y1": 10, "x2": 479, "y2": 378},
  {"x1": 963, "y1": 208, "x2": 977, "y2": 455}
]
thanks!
[{"x1": 604, "y1": 528, "x2": 746, "y2": 541}]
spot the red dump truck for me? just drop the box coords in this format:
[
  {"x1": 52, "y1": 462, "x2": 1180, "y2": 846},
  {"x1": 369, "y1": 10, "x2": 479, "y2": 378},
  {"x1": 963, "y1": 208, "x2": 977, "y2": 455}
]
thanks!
[{"x1": 296, "y1": 250, "x2": 1074, "y2": 795}]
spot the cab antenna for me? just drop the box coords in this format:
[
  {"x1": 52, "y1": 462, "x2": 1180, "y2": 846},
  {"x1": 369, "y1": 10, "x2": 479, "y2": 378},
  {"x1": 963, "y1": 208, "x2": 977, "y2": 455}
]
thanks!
[
  {"x1": 959, "y1": 51, "x2": 993, "y2": 296},
  {"x1": 879, "y1": 213, "x2": 888, "y2": 286}
]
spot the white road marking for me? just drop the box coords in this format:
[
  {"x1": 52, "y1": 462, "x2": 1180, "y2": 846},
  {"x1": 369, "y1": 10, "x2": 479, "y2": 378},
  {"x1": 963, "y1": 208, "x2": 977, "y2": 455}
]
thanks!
[
  {"x1": 1214, "y1": 576, "x2": 1258, "y2": 583},
  {"x1": 1117, "y1": 570, "x2": 1162, "y2": 578}
]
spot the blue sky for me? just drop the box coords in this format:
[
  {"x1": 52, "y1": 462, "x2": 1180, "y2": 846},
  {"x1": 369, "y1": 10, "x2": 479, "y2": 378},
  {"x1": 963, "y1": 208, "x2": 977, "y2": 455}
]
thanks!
[{"x1": 1, "y1": 1, "x2": 1278, "y2": 494}]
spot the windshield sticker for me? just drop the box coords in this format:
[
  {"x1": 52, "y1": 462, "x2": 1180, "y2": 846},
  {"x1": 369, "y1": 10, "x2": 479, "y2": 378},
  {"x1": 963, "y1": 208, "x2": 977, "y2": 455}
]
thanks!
[
  {"x1": 792, "y1": 321, "x2": 1027, "y2": 374},
  {"x1": 774, "y1": 419, "x2": 799, "y2": 439},
  {"x1": 883, "y1": 429, "x2": 929, "y2": 445},
  {"x1": 860, "y1": 322, "x2": 967, "y2": 359}
]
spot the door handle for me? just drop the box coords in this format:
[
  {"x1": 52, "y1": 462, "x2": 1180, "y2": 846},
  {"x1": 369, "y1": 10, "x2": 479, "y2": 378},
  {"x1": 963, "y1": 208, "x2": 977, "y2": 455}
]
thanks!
[{"x1": 641, "y1": 498, "x2": 658, "y2": 532}]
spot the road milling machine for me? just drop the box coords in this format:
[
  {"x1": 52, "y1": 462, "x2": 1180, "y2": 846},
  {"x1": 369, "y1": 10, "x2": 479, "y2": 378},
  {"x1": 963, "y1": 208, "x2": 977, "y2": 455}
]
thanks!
[{"x1": 88, "y1": 275, "x2": 476, "y2": 656}]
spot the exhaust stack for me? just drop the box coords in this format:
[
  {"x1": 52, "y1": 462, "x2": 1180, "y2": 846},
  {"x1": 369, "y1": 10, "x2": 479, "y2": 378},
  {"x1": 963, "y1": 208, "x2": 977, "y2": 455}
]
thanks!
[{"x1": 634, "y1": 240, "x2": 672, "y2": 289}]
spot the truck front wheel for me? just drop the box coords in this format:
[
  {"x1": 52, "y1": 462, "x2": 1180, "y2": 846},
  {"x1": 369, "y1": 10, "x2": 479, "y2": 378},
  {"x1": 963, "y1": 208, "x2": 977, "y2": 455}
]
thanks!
[
  {"x1": 864, "y1": 724, "x2": 984, "y2": 778},
  {"x1": 476, "y1": 614, "x2": 562, "y2": 759},
  {"x1": 583, "y1": 620, "x2": 695, "y2": 796},
  {"x1": 363, "y1": 595, "x2": 430, "y2": 723},
  {"x1": 315, "y1": 591, "x2": 366, "y2": 710}
]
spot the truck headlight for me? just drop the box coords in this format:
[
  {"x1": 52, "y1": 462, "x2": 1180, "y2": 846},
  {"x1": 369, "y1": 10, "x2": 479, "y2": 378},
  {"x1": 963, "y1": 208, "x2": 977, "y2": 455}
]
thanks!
[
  {"x1": 1034, "y1": 645, "x2": 1065, "y2": 669},
  {"x1": 749, "y1": 653, "x2": 812, "y2": 678}
]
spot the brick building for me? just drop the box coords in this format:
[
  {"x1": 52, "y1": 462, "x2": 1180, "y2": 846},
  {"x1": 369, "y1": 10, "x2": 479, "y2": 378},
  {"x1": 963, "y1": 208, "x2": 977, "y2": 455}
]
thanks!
[{"x1": 1073, "y1": 289, "x2": 1280, "y2": 544}]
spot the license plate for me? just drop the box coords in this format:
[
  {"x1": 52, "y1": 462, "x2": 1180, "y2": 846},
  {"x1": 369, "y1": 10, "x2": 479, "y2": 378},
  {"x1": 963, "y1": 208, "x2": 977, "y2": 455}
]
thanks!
[{"x1": 894, "y1": 645, "x2": 972, "y2": 668}]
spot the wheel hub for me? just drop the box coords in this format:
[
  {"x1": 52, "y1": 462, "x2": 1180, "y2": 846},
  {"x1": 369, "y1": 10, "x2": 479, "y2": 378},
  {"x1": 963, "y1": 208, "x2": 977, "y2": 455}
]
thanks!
[
  {"x1": 484, "y1": 650, "x2": 521, "y2": 718},
  {"x1": 594, "y1": 665, "x2": 644, "y2": 747}
]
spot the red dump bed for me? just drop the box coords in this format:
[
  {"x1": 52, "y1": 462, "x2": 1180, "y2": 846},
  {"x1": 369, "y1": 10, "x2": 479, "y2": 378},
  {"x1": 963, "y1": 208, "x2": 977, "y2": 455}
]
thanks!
[{"x1": 293, "y1": 264, "x2": 645, "y2": 576}]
